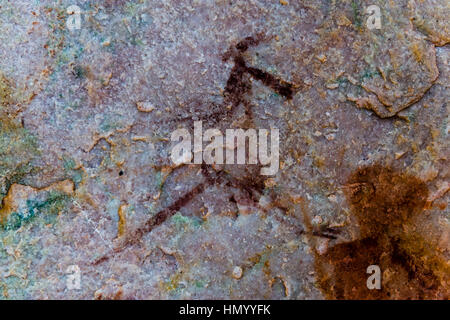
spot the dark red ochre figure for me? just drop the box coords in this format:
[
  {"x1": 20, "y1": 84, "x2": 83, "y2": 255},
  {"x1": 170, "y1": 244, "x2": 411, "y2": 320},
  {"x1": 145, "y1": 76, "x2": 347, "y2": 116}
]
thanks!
[
  {"x1": 313, "y1": 165, "x2": 449, "y2": 299},
  {"x1": 93, "y1": 35, "x2": 329, "y2": 265}
]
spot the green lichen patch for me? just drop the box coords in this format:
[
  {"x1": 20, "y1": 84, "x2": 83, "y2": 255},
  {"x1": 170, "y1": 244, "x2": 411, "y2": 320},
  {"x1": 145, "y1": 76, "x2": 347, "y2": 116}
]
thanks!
[
  {"x1": 0, "y1": 120, "x2": 39, "y2": 201},
  {"x1": 0, "y1": 72, "x2": 14, "y2": 108},
  {"x1": 0, "y1": 72, "x2": 39, "y2": 200},
  {"x1": 2, "y1": 191, "x2": 70, "y2": 231},
  {"x1": 351, "y1": 0, "x2": 362, "y2": 29},
  {"x1": 62, "y1": 156, "x2": 84, "y2": 186},
  {"x1": 171, "y1": 212, "x2": 203, "y2": 230}
]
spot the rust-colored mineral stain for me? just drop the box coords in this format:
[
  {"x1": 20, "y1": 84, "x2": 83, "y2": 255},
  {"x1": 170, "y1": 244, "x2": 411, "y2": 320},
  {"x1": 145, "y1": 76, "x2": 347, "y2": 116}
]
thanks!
[
  {"x1": 314, "y1": 165, "x2": 449, "y2": 299},
  {"x1": 117, "y1": 203, "x2": 128, "y2": 238}
]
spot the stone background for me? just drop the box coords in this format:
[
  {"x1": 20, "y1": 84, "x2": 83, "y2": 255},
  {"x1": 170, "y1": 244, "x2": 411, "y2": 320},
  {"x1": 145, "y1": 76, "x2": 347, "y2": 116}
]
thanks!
[{"x1": 0, "y1": 0, "x2": 448, "y2": 299}]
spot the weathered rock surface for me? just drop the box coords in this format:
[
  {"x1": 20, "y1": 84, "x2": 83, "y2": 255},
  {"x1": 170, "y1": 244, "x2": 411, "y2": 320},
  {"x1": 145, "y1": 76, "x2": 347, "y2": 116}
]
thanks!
[{"x1": 0, "y1": 0, "x2": 448, "y2": 299}]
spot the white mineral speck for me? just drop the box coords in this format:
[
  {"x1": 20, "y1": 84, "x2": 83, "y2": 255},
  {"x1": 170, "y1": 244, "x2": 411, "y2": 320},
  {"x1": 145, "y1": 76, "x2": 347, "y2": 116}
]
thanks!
[{"x1": 232, "y1": 266, "x2": 243, "y2": 279}]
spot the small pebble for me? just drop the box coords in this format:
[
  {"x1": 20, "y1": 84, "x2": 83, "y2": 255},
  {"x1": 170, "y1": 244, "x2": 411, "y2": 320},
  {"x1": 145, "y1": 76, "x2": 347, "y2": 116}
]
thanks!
[
  {"x1": 136, "y1": 101, "x2": 155, "y2": 112},
  {"x1": 326, "y1": 83, "x2": 339, "y2": 89},
  {"x1": 232, "y1": 266, "x2": 243, "y2": 279}
]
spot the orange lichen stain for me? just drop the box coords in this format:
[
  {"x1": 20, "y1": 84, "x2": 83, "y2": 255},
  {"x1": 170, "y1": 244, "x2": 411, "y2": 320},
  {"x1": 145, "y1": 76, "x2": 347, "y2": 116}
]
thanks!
[
  {"x1": 313, "y1": 165, "x2": 449, "y2": 299},
  {"x1": 409, "y1": 42, "x2": 424, "y2": 63},
  {"x1": 436, "y1": 202, "x2": 447, "y2": 210},
  {"x1": 0, "y1": 71, "x2": 40, "y2": 116},
  {"x1": 162, "y1": 273, "x2": 182, "y2": 292},
  {"x1": 0, "y1": 72, "x2": 13, "y2": 107},
  {"x1": 117, "y1": 203, "x2": 128, "y2": 238}
]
